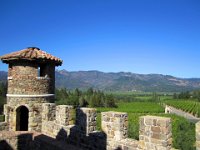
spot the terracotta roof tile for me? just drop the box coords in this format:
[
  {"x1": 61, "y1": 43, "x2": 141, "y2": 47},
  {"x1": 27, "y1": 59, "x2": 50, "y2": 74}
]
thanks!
[{"x1": 0, "y1": 47, "x2": 62, "y2": 66}]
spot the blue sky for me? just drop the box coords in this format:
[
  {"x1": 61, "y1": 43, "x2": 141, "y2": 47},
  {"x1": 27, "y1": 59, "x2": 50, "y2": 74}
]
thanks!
[{"x1": 0, "y1": 0, "x2": 200, "y2": 78}]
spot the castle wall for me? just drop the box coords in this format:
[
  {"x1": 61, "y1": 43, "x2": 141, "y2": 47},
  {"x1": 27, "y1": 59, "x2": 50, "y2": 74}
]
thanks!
[
  {"x1": 76, "y1": 107, "x2": 97, "y2": 135},
  {"x1": 0, "y1": 131, "x2": 33, "y2": 150},
  {"x1": 101, "y1": 111, "x2": 128, "y2": 141},
  {"x1": 4, "y1": 97, "x2": 54, "y2": 132},
  {"x1": 42, "y1": 104, "x2": 74, "y2": 138},
  {"x1": 68, "y1": 107, "x2": 107, "y2": 150},
  {"x1": 41, "y1": 105, "x2": 172, "y2": 150},
  {"x1": 4, "y1": 61, "x2": 56, "y2": 132},
  {"x1": 139, "y1": 116, "x2": 172, "y2": 150},
  {"x1": 0, "y1": 131, "x2": 82, "y2": 150},
  {"x1": 102, "y1": 111, "x2": 139, "y2": 150},
  {"x1": 41, "y1": 105, "x2": 106, "y2": 150},
  {"x1": 8, "y1": 61, "x2": 55, "y2": 95},
  {"x1": 0, "y1": 104, "x2": 174, "y2": 150},
  {"x1": 56, "y1": 105, "x2": 74, "y2": 126}
]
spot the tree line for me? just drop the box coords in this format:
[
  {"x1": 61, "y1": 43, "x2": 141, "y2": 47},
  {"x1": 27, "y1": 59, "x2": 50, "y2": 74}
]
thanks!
[
  {"x1": 55, "y1": 88, "x2": 117, "y2": 108},
  {"x1": 173, "y1": 90, "x2": 200, "y2": 101},
  {"x1": 0, "y1": 83, "x2": 117, "y2": 114}
]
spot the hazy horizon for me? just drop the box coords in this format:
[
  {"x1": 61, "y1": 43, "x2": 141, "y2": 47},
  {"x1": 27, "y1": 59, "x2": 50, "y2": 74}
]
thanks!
[{"x1": 1, "y1": 68, "x2": 200, "y2": 79}]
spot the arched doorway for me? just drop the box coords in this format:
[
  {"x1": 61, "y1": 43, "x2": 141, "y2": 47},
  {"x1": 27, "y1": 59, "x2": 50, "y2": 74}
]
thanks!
[{"x1": 16, "y1": 106, "x2": 29, "y2": 131}]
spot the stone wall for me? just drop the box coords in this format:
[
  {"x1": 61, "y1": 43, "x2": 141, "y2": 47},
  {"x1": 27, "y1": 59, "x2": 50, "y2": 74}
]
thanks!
[
  {"x1": 41, "y1": 107, "x2": 173, "y2": 150},
  {"x1": 8, "y1": 61, "x2": 55, "y2": 95},
  {"x1": 8, "y1": 61, "x2": 38, "y2": 78},
  {"x1": 0, "y1": 131, "x2": 80, "y2": 150},
  {"x1": 101, "y1": 112, "x2": 172, "y2": 150},
  {"x1": 0, "y1": 131, "x2": 33, "y2": 150},
  {"x1": 102, "y1": 111, "x2": 139, "y2": 150},
  {"x1": 76, "y1": 108, "x2": 97, "y2": 135},
  {"x1": 56, "y1": 105, "x2": 74, "y2": 126},
  {"x1": 42, "y1": 103, "x2": 56, "y2": 122},
  {"x1": 42, "y1": 121, "x2": 72, "y2": 140},
  {"x1": 4, "y1": 60, "x2": 56, "y2": 133},
  {"x1": 139, "y1": 116, "x2": 172, "y2": 150},
  {"x1": 1, "y1": 103, "x2": 173, "y2": 150},
  {"x1": 102, "y1": 111, "x2": 128, "y2": 141},
  {"x1": 42, "y1": 105, "x2": 106, "y2": 150},
  {"x1": 42, "y1": 104, "x2": 74, "y2": 139},
  {"x1": 68, "y1": 108, "x2": 106, "y2": 150},
  {"x1": 4, "y1": 97, "x2": 54, "y2": 132}
]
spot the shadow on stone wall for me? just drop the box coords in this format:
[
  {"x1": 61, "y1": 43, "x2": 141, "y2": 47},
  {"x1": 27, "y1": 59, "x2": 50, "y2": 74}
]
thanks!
[
  {"x1": 68, "y1": 126, "x2": 107, "y2": 150},
  {"x1": 0, "y1": 108, "x2": 107, "y2": 150},
  {"x1": 0, "y1": 131, "x2": 80, "y2": 150},
  {"x1": 0, "y1": 127, "x2": 107, "y2": 150},
  {"x1": 0, "y1": 132, "x2": 34, "y2": 150},
  {"x1": 17, "y1": 133, "x2": 33, "y2": 150},
  {"x1": 0, "y1": 140, "x2": 14, "y2": 150},
  {"x1": 114, "y1": 147, "x2": 123, "y2": 150},
  {"x1": 66, "y1": 108, "x2": 107, "y2": 150}
]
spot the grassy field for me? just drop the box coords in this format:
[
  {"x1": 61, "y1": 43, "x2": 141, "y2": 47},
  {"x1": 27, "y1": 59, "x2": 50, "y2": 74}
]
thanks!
[
  {"x1": 106, "y1": 91, "x2": 174, "y2": 95},
  {"x1": 97, "y1": 102, "x2": 164, "y2": 113},
  {"x1": 96, "y1": 101, "x2": 195, "y2": 150}
]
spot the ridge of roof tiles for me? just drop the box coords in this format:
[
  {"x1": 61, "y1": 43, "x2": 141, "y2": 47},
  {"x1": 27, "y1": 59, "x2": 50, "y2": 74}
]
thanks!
[{"x1": 0, "y1": 47, "x2": 62, "y2": 66}]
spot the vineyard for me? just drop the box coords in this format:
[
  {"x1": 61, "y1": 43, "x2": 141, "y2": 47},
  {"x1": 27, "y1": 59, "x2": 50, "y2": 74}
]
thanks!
[
  {"x1": 96, "y1": 102, "x2": 196, "y2": 150},
  {"x1": 165, "y1": 100, "x2": 200, "y2": 117},
  {"x1": 97, "y1": 102, "x2": 164, "y2": 113}
]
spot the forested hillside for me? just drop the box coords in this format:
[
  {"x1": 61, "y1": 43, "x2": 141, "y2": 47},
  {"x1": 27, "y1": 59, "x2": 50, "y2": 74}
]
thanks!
[{"x1": 55, "y1": 70, "x2": 200, "y2": 92}]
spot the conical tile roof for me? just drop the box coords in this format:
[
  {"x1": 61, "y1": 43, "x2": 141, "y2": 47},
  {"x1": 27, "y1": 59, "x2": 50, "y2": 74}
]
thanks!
[{"x1": 0, "y1": 47, "x2": 62, "y2": 66}]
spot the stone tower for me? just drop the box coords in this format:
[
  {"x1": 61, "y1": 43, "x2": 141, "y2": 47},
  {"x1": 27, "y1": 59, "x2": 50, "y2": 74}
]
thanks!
[{"x1": 0, "y1": 47, "x2": 62, "y2": 132}]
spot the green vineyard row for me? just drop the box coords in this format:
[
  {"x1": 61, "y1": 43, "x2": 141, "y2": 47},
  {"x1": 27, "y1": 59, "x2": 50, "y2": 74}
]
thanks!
[{"x1": 165, "y1": 100, "x2": 200, "y2": 117}]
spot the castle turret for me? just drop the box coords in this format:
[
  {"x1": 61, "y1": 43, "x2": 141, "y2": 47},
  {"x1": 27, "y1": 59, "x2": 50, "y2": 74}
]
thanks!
[{"x1": 0, "y1": 47, "x2": 62, "y2": 131}]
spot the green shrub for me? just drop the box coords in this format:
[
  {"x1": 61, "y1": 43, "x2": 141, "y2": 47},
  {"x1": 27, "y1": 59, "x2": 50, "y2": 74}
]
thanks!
[{"x1": 0, "y1": 115, "x2": 5, "y2": 122}]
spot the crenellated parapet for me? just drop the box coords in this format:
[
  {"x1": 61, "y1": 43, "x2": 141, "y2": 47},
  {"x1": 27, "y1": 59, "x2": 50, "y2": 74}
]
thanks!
[
  {"x1": 41, "y1": 104, "x2": 74, "y2": 139},
  {"x1": 39, "y1": 105, "x2": 173, "y2": 150},
  {"x1": 0, "y1": 103, "x2": 174, "y2": 150},
  {"x1": 101, "y1": 112, "x2": 172, "y2": 150}
]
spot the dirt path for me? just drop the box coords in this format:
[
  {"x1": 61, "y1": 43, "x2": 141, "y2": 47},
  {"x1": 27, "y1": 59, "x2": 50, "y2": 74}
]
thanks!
[{"x1": 165, "y1": 105, "x2": 200, "y2": 123}]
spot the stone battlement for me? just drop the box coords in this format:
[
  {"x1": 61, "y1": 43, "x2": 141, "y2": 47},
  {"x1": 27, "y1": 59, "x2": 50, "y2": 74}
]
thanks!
[{"x1": 0, "y1": 107, "x2": 173, "y2": 150}]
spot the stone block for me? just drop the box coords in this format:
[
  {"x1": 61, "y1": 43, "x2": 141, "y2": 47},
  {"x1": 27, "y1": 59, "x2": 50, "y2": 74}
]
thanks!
[
  {"x1": 101, "y1": 111, "x2": 128, "y2": 141},
  {"x1": 76, "y1": 107, "x2": 97, "y2": 135},
  {"x1": 56, "y1": 105, "x2": 73, "y2": 126},
  {"x1": 139, "y1": 116, "x2": 172, "y2": 150}
]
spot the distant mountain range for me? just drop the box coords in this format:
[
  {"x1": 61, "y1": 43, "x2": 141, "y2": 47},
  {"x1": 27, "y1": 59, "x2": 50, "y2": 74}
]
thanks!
[
  {"x1": 55, "y1": 70, "x2": 200, "y2": 92},
  {"x1": 1, "y1": 70, "x2": 200, "y2": 92}
]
